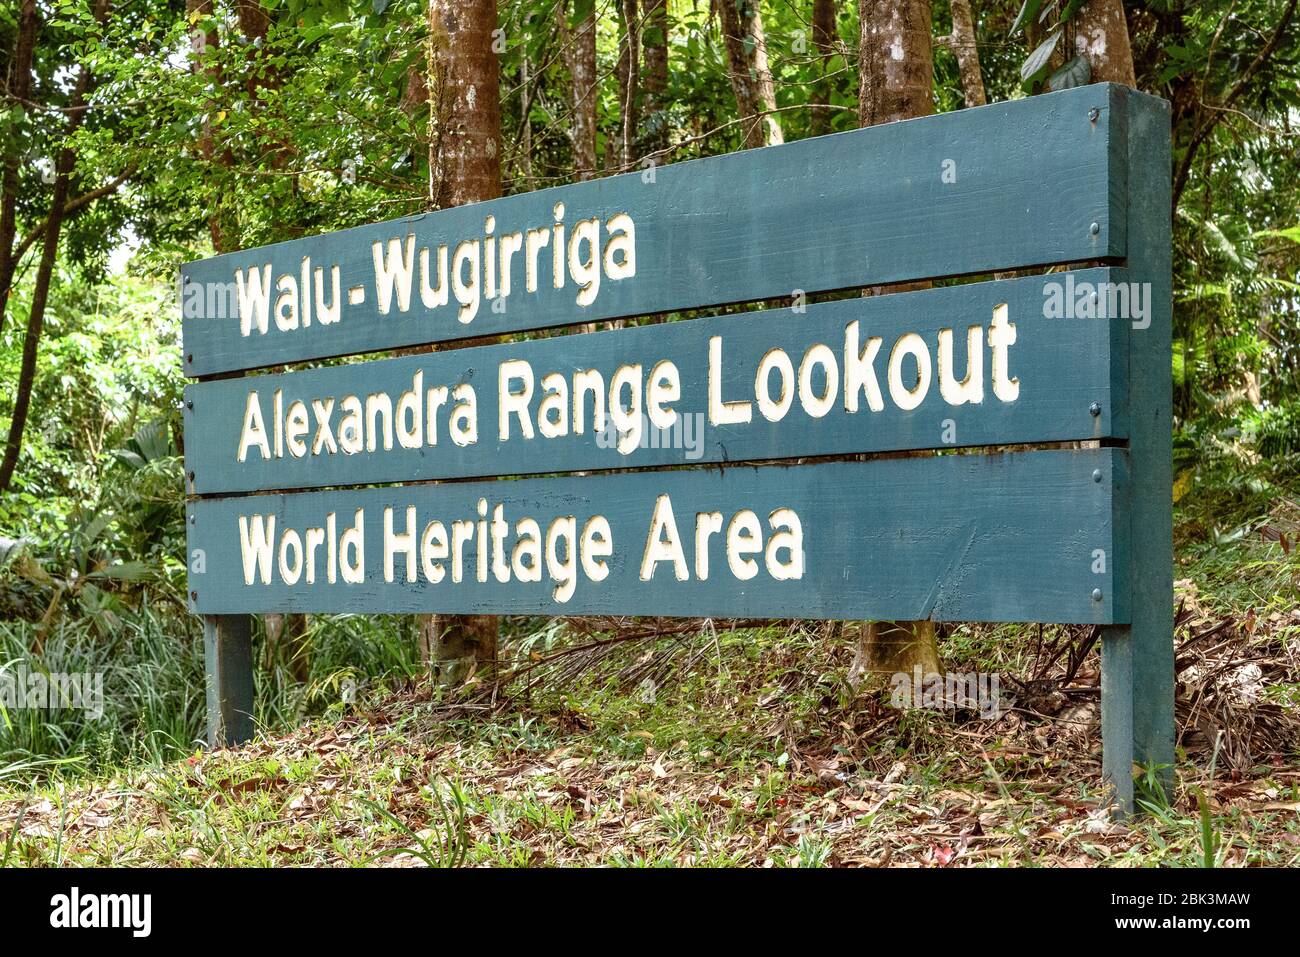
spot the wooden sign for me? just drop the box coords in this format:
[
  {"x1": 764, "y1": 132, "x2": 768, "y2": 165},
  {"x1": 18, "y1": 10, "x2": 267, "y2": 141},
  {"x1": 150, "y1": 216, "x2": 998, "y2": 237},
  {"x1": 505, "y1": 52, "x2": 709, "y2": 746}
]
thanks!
[{"x1": 184, "y1": 84, "x2": 1173, "y2": 813}]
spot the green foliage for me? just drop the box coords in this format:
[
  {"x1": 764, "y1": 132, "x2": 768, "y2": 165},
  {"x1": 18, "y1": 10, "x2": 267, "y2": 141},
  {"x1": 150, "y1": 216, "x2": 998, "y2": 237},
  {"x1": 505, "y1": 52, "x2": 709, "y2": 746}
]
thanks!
[
  {"x1": 358, "y1": 776, "x2": 471, "y2": 867},
  {"x1": 1008, "y1": 0, "x2": 1090, "y2": 93},
  {"x1": 0, "y1": 273, "x2": 183, "y2": 539},
  {"x1": 0, "y1": 604, "x2": 430, "y2": 781},
  {"x1": 1255, "y1": 400, "x2": 1300, "y2": 458}
]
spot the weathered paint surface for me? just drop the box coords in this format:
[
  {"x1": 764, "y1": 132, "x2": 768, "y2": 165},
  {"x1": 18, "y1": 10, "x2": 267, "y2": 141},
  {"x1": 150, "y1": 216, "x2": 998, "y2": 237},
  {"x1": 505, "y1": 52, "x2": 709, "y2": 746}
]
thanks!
[
  {"x1": 181, "y1": 85, "x2": 1124, "y2": 377},
  {"x1": 204, "y1": 615, "x2": 253, "y2": 747},
  {"x1": 187, "y1": 448, "x2": 1126, "y2": 622},
  {"x1": 183, "y1": 85, "x2": 1174, "y2": 810},
  {"x1": 1099, "y1": 86, "x2": 1175, "y2": 813},
  {"x1": 184, "y1": 268, "x2": 1126, "y2": 495}
]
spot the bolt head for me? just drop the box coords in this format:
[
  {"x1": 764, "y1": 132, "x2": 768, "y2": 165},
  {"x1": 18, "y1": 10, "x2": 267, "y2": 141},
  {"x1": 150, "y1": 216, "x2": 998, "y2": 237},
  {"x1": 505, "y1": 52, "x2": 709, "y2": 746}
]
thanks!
[
  {"x1": 1089, "y1": 402, "x2": 1102, "y2": 416},
  {"x1": 190, "y1": 590, "x2": 198, "y2": 601},
  {"x1": 1092, "y1": 469, "x2": 1103, "y2": 483},
  {"x1": 1092, "y1": 588, "x2": 1103, "y2": 601},
  {"x1": 1088, "y1": 107, "x2": 1100, "y2": 122},
  {"x1": 1090, "y1": 222, "x2": 1101, "y2": 236},
  {"x1": 186, "y1": 399, "x2": 193, "y2": 410}
]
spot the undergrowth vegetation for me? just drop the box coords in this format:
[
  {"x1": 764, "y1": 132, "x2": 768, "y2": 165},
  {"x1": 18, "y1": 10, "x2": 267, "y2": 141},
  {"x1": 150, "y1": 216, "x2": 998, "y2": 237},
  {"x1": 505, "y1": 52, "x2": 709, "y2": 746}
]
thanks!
[{"x1": 1, "y1": 450, "x2": 1295, "y2": 865}]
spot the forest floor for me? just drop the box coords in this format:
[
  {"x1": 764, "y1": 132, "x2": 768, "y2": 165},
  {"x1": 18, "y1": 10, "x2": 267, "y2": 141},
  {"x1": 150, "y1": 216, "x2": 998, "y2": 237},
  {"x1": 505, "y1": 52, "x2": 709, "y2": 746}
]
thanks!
[{"x1": 1, "y1": 495, "x2": 1298, "y2": 867}]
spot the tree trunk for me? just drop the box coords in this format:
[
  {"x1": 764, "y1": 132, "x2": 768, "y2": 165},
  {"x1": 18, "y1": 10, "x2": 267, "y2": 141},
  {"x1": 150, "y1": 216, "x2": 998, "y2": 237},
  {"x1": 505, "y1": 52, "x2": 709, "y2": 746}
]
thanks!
[
  {"x1": 810, "y1": 0, "x2": 839, "y2": 136},
  {"x1": 1073, "y1": 0, "x2": 1135, "y2": 87},
  {"x1": 418, "y1": 614, "x2": 498, "y2": 684},
  {"x1": 858, "y1": 0, "x2": 932, "y2": 128},
  {"x1": 848, "y1": 621, "x2": 942, "y2": 686},
  {"x1": 716, "y1": 0, "x2": 784, "y2": 148},
  {"x1": 563, "y1": 0, "x2": 599, "y2": 180},
  {"x1": 849, "y1": 0, "x2": 940, "y2": 681},
  {"x1": 0, "y1": 178, "x2": 71, "y2": 492},
  {"x1": 265, "y1": 613, "x2": 311, "y2": 683},
  {"x1": 640, "y1": 0, "x2": 670, "y2": 157},
  {"x1": 186, "y1": 0, "x2": 231, "y2": 251},
  {"x1": 233, "y1": 0, "x2": 270, "y2": 60},
  {"x1": 520, "y1": 42, "x2": 533, "y2": 188},
  {"x1": 948, "y1": 0, "x2": 985, "y2": 107},
  {"x1": 0, "y1": 0, "x2": 40, "y2": 338},
  {"x1": 420, "y1": 0, "x2": 501, "y2": 685},
  {"x1": 614, "y1": 0, "x2": 641, "y2": 168},
  {"x1": 563, "y1": 2, "x2": 602, "y2": 333},
  {"x1": 429, "y1": 0, "x2": 502, "y2": 210}
]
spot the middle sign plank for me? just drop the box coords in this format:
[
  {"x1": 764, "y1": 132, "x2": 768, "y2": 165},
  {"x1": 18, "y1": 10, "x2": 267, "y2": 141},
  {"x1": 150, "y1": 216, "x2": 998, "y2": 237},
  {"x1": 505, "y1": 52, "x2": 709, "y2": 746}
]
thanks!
[
  {"x1": 185, "y1": 269, "x2": 1126, "y2": 496},
  {"x1": 187, "y1": 447, "x2": 1127, "y2": 623}
]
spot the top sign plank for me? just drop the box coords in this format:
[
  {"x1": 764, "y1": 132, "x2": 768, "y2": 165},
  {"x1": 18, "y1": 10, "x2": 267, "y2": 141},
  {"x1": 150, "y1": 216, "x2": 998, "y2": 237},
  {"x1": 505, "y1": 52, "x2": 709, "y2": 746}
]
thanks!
[{"x1": 181, "y1": 85, "x2": 1126, "y2": 377}]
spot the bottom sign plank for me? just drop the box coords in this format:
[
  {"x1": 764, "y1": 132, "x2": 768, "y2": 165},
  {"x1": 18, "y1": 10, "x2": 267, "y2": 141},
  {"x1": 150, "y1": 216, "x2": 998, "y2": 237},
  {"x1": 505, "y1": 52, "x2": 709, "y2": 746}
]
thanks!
[{"x1": 187, "y1": 448, "x2": 1127, "y2": 623}]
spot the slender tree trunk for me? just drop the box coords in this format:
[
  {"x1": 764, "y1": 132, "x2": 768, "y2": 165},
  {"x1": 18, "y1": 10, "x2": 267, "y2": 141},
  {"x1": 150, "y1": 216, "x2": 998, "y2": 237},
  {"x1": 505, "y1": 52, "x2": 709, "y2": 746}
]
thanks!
[
  {"x1": 420, "y1": 0, "x2": 501, "y2": 684},
  {"x1": 615, "y1": 0, "x2": 642, "y2": 168},
  {"x1": 563, "y1": 2, "x2": 602, "y2": 332},
  {"x1": 849, "y1": 0, "x2": 941, "y2": 681},
  {"x1": 640, "y1": 0, "x2": 670, "y2": 157},
  {"x1": 186, "y1": 0, "x2": 231, "y2": 251},
  {"x1": 0, "y1": 186, "x2": 70, "y2": 492},
  {"x1": 520, "y1": 44, "x2": 533, "y2": 188},
  {"x1": 948, "y1": 0, "x2": 985, "y2": 107},
  {"x1": 563, "y1": 0, "x2": 599, "y2": 179},
  {"x1": 810, "y1": 0, "x2": 839, "y2": 136},
  {"x1": 0, "y1": 0, "x2": 40, "y2": 337},
  {"x1": 716, "y1": 0, "x2": 783, "y2": 148}
]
